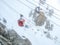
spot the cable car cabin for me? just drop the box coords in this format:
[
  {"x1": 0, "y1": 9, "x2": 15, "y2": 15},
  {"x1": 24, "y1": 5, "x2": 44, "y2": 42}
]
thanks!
[
  {"x1": 18, "y1": 19, "x2": 25, "y2": 27},
  {"x1": 34, "y1": 11, "x2": 46, "y2": 26}
]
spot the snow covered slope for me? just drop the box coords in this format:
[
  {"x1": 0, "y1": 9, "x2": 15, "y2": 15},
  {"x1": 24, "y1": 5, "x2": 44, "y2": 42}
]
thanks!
[{"x1": 0, "y1": 0, "x2": 60, "y2": 45}]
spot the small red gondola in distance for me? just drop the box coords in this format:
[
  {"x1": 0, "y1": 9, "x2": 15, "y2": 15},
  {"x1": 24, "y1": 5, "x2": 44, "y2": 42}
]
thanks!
[
  {"x1": 18, "y1": 14, "x2": 25, "y2": 27},
  {"x1": 18, "y1": 19, "x2": 25, "y2": 27}
]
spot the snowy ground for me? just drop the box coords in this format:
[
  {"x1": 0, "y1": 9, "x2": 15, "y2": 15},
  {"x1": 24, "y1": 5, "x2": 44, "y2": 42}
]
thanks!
[{"x1": 0, "y1": 0, "x2": 60, "y2": 45}]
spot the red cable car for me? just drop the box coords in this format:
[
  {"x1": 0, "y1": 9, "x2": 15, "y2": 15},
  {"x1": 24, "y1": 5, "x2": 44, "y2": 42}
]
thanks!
[
  {"x1": 18, "y1": 14, "x2": 25, "y2": 27},
  {"x1": 18, "y1": 18, "x2": 25, "y2": 27}
]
